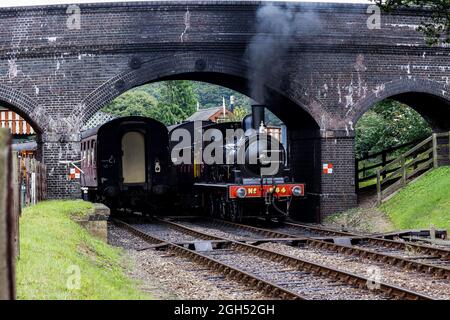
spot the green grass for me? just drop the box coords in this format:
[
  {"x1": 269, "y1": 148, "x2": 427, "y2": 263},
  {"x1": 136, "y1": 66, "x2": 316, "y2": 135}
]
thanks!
[
  {"x1": 380, "y1": 167, "x2": 450, "y2": 233},
  {"x1": 16, "y1": 200, "x2": 149, "y2": 300}
]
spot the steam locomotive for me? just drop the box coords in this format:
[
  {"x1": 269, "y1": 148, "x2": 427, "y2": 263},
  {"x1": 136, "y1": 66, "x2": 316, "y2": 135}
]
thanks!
[
  {"x1": 169, "y1": 104, "x2": 305, "y2": 221},
  {"x1": 80, "y1": 116, "x2": 172, "y2": 213}
]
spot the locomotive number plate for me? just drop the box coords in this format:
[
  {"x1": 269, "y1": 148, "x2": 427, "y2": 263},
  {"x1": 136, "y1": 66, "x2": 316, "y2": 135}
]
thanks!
[{"x1": 229, "y1": 184, "x2": 304, "y2": 199}]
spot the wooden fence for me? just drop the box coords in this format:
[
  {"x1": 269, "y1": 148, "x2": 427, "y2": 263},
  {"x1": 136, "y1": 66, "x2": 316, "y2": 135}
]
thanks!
[
  {"x1": 1, "y1": 130, "x2": 47, "y2": 300},
  {"x1": 19, "y1": 156, "x2": 46, "y2": 207},
  {"x1": 355, "y1": 139, "x2": 422, "y2": 191},
  {"x1": 376, "y1": 133, "x2": 449, "y2": 205}
]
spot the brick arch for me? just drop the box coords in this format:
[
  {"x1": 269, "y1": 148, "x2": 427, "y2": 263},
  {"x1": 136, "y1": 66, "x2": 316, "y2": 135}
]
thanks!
[
  {"x1": 79, "y1": 53, "x2": 322, "y2": 128},
  {"x1": 0, "y1": 83, "x2": 45, "y2": 133},
  {"x1": 351, "y1": 78, "x2": 450, "y2": 130}
]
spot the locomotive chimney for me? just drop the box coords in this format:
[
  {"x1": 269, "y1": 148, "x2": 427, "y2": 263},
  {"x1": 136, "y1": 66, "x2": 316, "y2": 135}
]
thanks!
[
  {"x1": 250, "y1": 100, "x2": 265, "y2": 131},
  {"x1": 230, "y1": 95, "x2": 235, "y2": 112}
]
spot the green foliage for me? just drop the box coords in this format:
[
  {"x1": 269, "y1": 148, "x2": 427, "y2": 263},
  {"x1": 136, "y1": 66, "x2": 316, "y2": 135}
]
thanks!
[
  {"x1": 373, "y1": 0, "x2": 450, "y2": 45},
  {"x1": 103, "y1": 90, "x2": 158, "y2": 117},
  {"x1": 16, "y1": 200, "x2": 148, "y2": 300},
  {"x1": 102, "y1": 80, "x2": 289, "y2": 126},
  {"x1": 228, "y1": 106, "x2": 248, "y2": 122},
  {"x1": 193, "y1": 82, "x2": 251, "y2": 109},
  {"x1": 355, "y1": 99, "x2": 431, "y2": 158},
  {"x1": 103, "y1": 81, "x2": 198, "y2": 126},
  {"x1": 381, "y1": 167, "x2": 450, "y2": 232},
  {"x1": 159, "y1": 80, "x2": 198, "y2": 118}
]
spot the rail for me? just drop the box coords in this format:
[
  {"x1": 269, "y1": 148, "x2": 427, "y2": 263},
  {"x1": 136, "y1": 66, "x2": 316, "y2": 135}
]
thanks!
[
  {"x1": 155, "y1": 218, "x2": 434, "y2": 300},
  {"x1": 375, "y1": 132, "x2": 450, "y2": 204}
]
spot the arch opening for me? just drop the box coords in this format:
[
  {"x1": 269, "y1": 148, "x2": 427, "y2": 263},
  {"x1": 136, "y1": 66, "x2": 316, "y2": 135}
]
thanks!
[
  {"x1": 354, "y1": 91, "x2": 450, "y2": 199},
  {"x1": 84, "y1": 74, "x2": 322, "y2": 221}
]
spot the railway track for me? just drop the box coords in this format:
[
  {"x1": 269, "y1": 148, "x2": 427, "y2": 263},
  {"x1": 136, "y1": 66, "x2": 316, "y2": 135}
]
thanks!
[
  {"x1": 274, "y1": 221, "x2": 450, "y2": 271},
  {"x1": 114, "y1": 218, "x2": 434, "y2": 300},
  {"x1": 180, "y1": 218, "x2": 450, "y2": 280}
]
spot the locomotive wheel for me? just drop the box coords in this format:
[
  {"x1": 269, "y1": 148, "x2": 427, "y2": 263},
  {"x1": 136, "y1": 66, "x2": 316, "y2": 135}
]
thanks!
[
  {"x1": 218, "y1": 195, "x2": 227, "y2": 220},
  {"x1": 229, "y1": 201, "x2": 242, "y2": 222}
]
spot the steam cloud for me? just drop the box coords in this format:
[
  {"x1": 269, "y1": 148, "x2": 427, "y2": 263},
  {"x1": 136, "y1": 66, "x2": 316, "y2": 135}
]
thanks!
[{"x1": 247, "y1": 3, "x2": 321, "y2": 103}]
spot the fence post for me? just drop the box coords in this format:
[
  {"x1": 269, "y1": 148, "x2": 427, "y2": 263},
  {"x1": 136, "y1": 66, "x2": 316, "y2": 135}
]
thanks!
[
  {"x1": 432, "y1": 133, "x2": 438, "y2": 168},
  {"x1": 12, "y1": 153, "x2": 20, "y2": 259},
  {"x1": 376, "y1": 170, "x2": 381, "y2": 206},
  {"x1": 401, "y1": 155, "x2": 407, "y2": 186},
  {"x1": 0, "y1": 129, "x2": 15, "y2": 300}
]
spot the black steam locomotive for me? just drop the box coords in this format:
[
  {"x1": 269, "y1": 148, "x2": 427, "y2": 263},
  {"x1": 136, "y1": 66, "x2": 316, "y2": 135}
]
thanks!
[
  {"x1": 80, "y1": 116, "x2": 172, "y2": 213},
  {"x1": 169, "y1": 105, "x2": 305, "y2": 221}
]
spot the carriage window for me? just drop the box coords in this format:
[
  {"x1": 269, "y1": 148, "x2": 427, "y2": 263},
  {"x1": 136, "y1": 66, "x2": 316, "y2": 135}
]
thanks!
[
  {"x1": 121, "y1": 131, "x2": 146, "y2": 184},
  {"x1": 93, "y1": 141, "x2": 96, "y2": 164}
]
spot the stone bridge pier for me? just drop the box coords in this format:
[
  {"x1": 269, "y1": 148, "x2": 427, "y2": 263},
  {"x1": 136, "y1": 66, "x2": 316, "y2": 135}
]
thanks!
[{"x1": 1, "y1": 2, "x2": 450, "y2": 221}]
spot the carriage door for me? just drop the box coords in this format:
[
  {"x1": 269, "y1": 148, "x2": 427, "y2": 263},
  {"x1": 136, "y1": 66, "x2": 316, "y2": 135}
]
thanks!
[{"x1": 121, "y1": 131, "x2": 146, "y2": 184}]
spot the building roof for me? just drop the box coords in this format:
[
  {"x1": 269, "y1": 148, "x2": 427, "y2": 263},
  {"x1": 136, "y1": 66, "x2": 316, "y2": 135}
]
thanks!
[
  {"x1": 186, "y1": 107, "x2": 231, "y2": 122},
  {"x1": 82, "y1": 111, "x2": 117, "y2": 130}
]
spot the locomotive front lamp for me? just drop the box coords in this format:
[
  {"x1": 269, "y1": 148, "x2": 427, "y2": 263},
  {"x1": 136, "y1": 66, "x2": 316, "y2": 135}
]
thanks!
[
  {"x1": 237, "y1": 187, "x2": 247, "y2": 198},
  {"x1": 292, "y1": 186, "x2": 302, "y2": 197}
]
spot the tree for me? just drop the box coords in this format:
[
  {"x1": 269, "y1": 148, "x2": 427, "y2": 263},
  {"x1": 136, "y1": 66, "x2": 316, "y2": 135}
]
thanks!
[
  {"x1": 373, "y1": 0, "x2": 450, "y2": 45},
  {"x1": 102, "y1": 90, "x2": 158, "y2": 117},
  {"x1": 103, "y1": 81, "x2": 200, "y2": 126},
  {"x1": 355, "y1": 99, "x2": 431, "y2": 157},
  {"x1": 159, "y1": 81, "x2": 198, "y2": 120},
  {"x1": 228, "y1": 106, "x2": 249, "y2": 122},
  {"x1": 193, "y1": 82, "x2": 251, "y2": 109}
]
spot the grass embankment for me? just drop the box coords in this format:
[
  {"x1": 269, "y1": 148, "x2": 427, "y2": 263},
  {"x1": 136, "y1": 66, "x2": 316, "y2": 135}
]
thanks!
[
  {"x1": 380, "y1": 167, "x2": 450, "y2": 233},
  {"x1": 16, "y1": 200, "x2": 148, "y2": 300}
]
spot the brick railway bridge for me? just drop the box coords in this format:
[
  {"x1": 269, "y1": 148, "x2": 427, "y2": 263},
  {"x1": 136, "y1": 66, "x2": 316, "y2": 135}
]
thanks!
[{"x1": 1, "y1": 1, "x2": 450, "y2": 220}]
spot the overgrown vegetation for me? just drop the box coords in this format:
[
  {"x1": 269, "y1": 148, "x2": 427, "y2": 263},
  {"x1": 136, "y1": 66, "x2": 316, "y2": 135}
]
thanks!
[
  {"x1": 380, "y1": 167, "x2": 450, "y2": 232},
  {"x1": 102, "y1": 80, "x2": 283, "y2": 126},
  {"x1": 355, "y1": 99, "x2": 431, "y2": 158},
  {"x1": 103, "y1": 80, "x2": 197, "y2": 126},
  {"x1": 374, "y1": 0, "x2": 450, "y2": 45},
  {"x1": 16, "y1": 200, "x2": 148, "y2": 300}
]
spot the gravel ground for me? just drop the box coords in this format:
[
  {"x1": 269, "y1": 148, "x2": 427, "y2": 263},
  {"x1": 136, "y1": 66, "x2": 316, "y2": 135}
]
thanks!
[
  {"x1": 258, "y1": 242, "x2": 450, "y2": 300},
  {"x1": 182, "y1": 221, "x2": 262, "y2": 241},
  {"x1": 132, "y1": 223, "x2": 200, "y2": 243},
  {"x1": 108, "y1": 223, "x2": 269, "y2": 300}
]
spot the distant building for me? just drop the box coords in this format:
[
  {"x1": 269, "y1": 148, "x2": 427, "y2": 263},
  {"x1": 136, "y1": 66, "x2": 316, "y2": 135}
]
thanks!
[
  {"x1": 0, "y1": 107, "x2": 36, "y2": 142},
  {"x1": 186, "y1": 107, "x2": 233, "y2": 123}
]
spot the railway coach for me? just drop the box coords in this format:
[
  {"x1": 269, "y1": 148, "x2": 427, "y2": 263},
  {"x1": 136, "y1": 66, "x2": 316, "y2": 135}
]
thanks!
[{"x1": 80, "y1": 116, "x2": 172, "y2": 213}]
